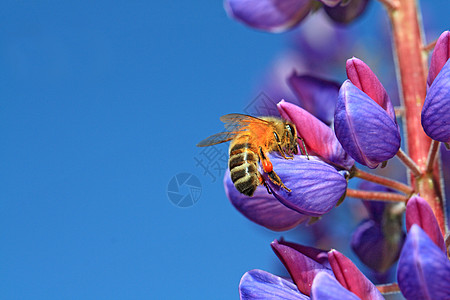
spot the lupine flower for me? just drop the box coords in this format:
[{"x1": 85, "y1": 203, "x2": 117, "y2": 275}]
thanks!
[
  {"x1": 240, "y1": 239, "x2": 383, "y2": 299},
  {"x1": 224, "y1": 0, "x2": 371, "y2": 33},
  {"x1": 288, "y1": 72, "x2": 340, "y2": 126},
  {"x1": 334, "y1": 58, "x2": 400, "y2": 168},
  {"x1": 278, "y1": 100, "x2": 354, "y2": 170},
  {"x1": 351, "y1": 182, "x2": 405, "y2": 273},
  {"x1": 225, "y1": 154, "x2": 348, "y2": 230},
  {"x1": 397, "y1": 225, "x2": 450, "y2": 299},
  {"x1": 422, "y1": 31, "x2": 450, "y2": 143}
]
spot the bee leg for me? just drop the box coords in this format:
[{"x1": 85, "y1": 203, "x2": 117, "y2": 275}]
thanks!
[
  {"x1": 259, "y1": 147, "x2": 291, "y2": 192},
  {"x1": 297, "y1": 136, "x2": 309, "y2": 160},
  {"x1": 273, "y1": 131, "x2": 293, "y2": 160},
  {"x1": 258, "y1": 173, "x2": 272, "y2": 195}
]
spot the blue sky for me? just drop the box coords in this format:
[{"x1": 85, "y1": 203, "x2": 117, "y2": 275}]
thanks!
[{"x1": 0, "y1": 1, "x2": 449, "y2": 299}]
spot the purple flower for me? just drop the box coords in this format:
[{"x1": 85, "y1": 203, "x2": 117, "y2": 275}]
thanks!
[
  {"x1": 334, "y1": 76, "x2": 400, "y2": 168},
  {"x1": 422, "y1": 61, "x2": 450, "y2": 143},
  {"x1": 225, "y1": 170, "x2": 309, "y2": 231},
  {"x1": 405, "y1": 195, "x2": 446, "y2": 253},
  {"x1": 323, "y1": 0, "x2": 370, "y2": 25},
  {"x1": 224, "y1": 0, "x2": 370, "y2": 33},
  {"x1": 239, "y1": 269, "x2": 309, "y2": 300},
  {"x1": 278, "y1": 100, "x2": 354, "y2": 170},
  {"x1": 397, "y1": 225, "x2": 450, "y2": 300},
  {"x1": 351, "y1": 182, "x2": 405, "y2": 273},
  {"x1": 225, "y1": 154, "x2": 347, "y2": 230},
  {"x1": 288, "y1": 72, "x2": 340, "y2": 126},
  {"x1": 310, "y1": 272, "x2": 360, "y2": 300},
  {"x1": 224, "y1": 0, "x2": 313, "y2": 33},
  {"x1": 328, "y1": 249, "x2": 384, "y2": 300}
]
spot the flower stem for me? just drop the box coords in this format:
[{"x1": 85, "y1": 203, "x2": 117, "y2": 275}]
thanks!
[
  {"x1": 376, "y1": 283, "x2": 400, "y2": 294},
  {"x1": 396, "y1": 148, "x2": 422, "y2": 177},
  {"x1": 386, "y1": 0, "x2": 446, "y2": 235},
  {"x1": 352, "y1": 167, "x2": 413, "y2": 195},
  {"x1": 377, "y1": 0, "x2": 400, "y2": 11},
  {"x1": 346, "y1": 189, "x2": 408, "y2": 202},
  {"x1": 425, "y1": 140, "x2": 440, "y2": 173}
]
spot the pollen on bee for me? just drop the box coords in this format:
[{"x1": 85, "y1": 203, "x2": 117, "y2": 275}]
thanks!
[{"x1": 262, "y1": 160, "x2": 273, "y2": 173}]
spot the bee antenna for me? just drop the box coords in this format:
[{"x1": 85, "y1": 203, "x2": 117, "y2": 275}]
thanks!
[{"x1": 297, "y1": 136, "x2": 309, "y2": 160}]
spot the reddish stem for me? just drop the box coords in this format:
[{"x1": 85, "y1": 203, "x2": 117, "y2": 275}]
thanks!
[
  {"x1": 352, "y1": 167, "x2": 413, "y2": 195},
  {"x1": 387, "y1": 0, "x2": 446, "y2": 234},
  {"x1": 376, "y1": 283, "x2": 400, "y2": 294},
  {"x1": 346, "y1": 189, "x2": 408, "y2": 202}
]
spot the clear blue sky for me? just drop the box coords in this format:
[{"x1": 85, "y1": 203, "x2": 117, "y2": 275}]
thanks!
[{"x1": 0, "y1": 1, "x2": 448, "y2": 299}]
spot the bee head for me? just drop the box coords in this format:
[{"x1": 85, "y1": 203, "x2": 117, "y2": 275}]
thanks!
[{"x1": 284, "y1": 121, "x2": 299, "y2": 155}]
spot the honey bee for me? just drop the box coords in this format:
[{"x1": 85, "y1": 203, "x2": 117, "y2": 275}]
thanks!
[{"x1": 197, "y1": 114, "x2": 306, "y2": 197}]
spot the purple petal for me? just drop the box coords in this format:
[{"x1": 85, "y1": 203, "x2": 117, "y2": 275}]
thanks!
[
  {"x1": 318, "y1": 0, "x2": 342, "y2": 7},
  {"x1": 310, "y1": 272, "x2": 360, "y2": 300},
  {"x1": 264, "y1": 154, "x2": 348, "y2": 217},
  {"x1": 239, "y1": 269, "x2": 310, "y2": 300},
  {"x1": 346, "y1": 57, "x2": 396, "y2": 121},
  {"x1": 224, "y1": 0, "x2": 312, "y2": 33},
  {"x1": 324, "y1": 0, "x2": 370, "y2": 25},
  {"x1": 351, "y1": 219, "x2": 404, "y2": 273},
  {"x1": 328, "y1": 250, "x2": 384, "y2": 300},
  {"x1": 405, "y1": 195, "x2": 446, "y2": 253},
  {"x1": 334, "y1": 80, "x2": 401, "y2": 168},
  {"x1": 428, "y1": 31, "x2": 450, "y2": 86},
  {"x1": 288, "y1": 72, "x2": 340, "y2": 126},
  {"x1": 272, "y1": 240, "x2": 333, "y2": 296},
  {"x1": 225, "y1": 171, "x2": 308, "y2": 231},
  {"x1": 421, "y1": 59, "x2": 450, "y2": 143},
  {"x1": 397, "y1": 225, "x2": 450, "y2": 300},
  {"x1": 277, "y1": 239, "x2": 330, "y2": 267},
  {"x1": 278, "y1": 100, "x2": 354, "y2": 170}
]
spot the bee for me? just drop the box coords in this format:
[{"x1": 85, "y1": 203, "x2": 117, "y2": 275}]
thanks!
[{"x1": 197, "y1": 114, "x2": 306, "y2": 197}]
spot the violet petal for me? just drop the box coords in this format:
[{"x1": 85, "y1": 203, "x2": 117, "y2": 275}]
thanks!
[
  {"x1": 397, "y1": 225, "x2": 450, "y2": 300},
  {"x1": 324, "y1": 0, "x2": 370, "y2": 25},
  {"x1": 264, "y1": 154, "x2": 348, "y2": 217},
  {"x1": 288, "y1": 72, "x2": 340, "y2": 126},
  {"x1": 239, "y1": 269, "x2": 310, "y2": 300},
  {"x1": 272, "y1": 240, "x2": 333, "y2": 296},
  {"x1": 405, "y1": 195, "x2": 446, "y2": 253},
  {"x1": 328, "y1": 249, "x2": 384, "y2": 300},
  {"x1": 351, "y1": 219, "x2": 404, "y2": 273},
  {"x1": 346, "y1": 57, "x2": 396, "y2": 121},
  {"x1": 334, "y1": 80, "x2": 401, "y2": 168},
  {"x1": 225, "y1": 171, "x2": 308, "y2": 231},
  {"x1": 277, "y1": 239, "x2": 330, "y2": 267},
  {"x1": 428, "y1": 31, "x2": 450, "y2": 86},
  {"x1": 310, "y1": 272, "x2": 360, "y2": 300},
  {"x1": 421, "y1": 59, "x2": 450, "y2": 143},
  {"x1": 224, "y1": 0, "x2": 312, "y2": 33},
  {"x1": 278, "y1": 100, "x2": 354, "y2": 170}
]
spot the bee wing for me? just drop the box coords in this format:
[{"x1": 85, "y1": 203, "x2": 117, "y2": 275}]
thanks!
[
  {"x1": 220, "y1": 113, "x2": 270, "y2": 132},
  {"x1": 196, "y1": 131, "x2": 238, "y2": 147}
]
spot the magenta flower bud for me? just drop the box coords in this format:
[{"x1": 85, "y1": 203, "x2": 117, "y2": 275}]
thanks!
[
  {"x1": 324, "y1": 0, "x2": 370, "y2": 25},
  {"x1": 397, "y1": 225, "x2": 450, "y2": 300},
  {"x1": 346, "y1": 57, "x2": 396, "y2": 121},
  {"x1": 239, "y1": 269, "x2": 309, "y2": 300},
  {"x1": 405, "y1": 195, "x2": 446, "y2": 253},
  {"x1": 263, "y1": 154, "x2": 348, "y2": 217},
  {"x1": 277, "y1": 239, "x2": 330, "y2": 267},
  {"x1": 310, "y1": 272, "x2": 360, "y2": 300},
  {"x1": 225, "y1": 171, "x2": 308, "y2": 231},
  {"x1": 421, "y1": 59, "x2": 450, "y2": 143},
  {"x1": 272, "y1": 240, "x2": 333, "y2": 296},
  {"x1": 224, "y1": 0, "x2": 312, "y2": 33},
  {"x1": 288, "y1": 72, "x2": 340, "y2": 126},
  {"x1": 334, "y1": 80, "x2": 401, "y2": 168},
  {"x1": 328, "y1": 250, "x2": 384, "y2": 300},
  {"x1": 278, "y1": 100, "x2": 354, "y2": 170},
  {"x1": 427, "y1": 31, "x2": 450, "y2": 86}
]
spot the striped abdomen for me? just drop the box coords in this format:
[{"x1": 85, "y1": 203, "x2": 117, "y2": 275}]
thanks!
[{"x1": 229, "y1": 136, "x2": 259, "y2": 196}]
